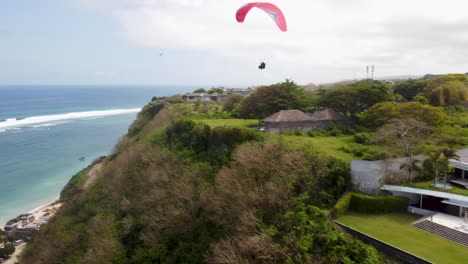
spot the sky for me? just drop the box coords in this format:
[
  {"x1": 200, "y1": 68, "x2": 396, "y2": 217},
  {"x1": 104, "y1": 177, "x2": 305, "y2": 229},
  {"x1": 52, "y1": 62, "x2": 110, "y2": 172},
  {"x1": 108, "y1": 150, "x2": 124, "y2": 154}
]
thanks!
[{"x1": 2, "y1": 0, "x2": 468, "y2": 86}]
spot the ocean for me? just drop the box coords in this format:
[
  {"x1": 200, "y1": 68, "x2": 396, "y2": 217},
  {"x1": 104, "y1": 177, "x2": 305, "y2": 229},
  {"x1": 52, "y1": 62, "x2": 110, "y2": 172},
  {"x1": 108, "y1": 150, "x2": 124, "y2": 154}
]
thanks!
[{"x1": 0, "y1": 85, "x2": 192, "y2": 224}]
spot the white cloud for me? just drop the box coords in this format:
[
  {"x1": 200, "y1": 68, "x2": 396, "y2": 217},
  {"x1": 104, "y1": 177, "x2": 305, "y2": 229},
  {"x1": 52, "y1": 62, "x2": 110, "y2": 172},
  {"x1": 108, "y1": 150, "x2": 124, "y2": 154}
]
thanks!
[{"x1": 76, "y1": 0, "x2": 468, "y2": 84}]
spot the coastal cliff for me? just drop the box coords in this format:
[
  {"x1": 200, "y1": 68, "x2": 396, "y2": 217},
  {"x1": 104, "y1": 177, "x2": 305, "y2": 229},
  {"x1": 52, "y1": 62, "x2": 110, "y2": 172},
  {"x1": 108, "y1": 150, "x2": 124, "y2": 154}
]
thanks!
[{"x1": 20, "y1": 98, "x2": 384, "y2": 264}]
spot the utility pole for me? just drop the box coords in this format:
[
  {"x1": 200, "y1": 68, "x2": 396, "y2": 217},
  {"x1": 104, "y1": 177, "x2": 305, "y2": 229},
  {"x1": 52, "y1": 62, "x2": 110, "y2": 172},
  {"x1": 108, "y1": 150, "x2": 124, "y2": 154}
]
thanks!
[
  {"x1": 371, "y1": 65, "x2": 375, "y2": 80},
  {"x1": 366, "y1": 65, "x2": 369, "y2": 79}
]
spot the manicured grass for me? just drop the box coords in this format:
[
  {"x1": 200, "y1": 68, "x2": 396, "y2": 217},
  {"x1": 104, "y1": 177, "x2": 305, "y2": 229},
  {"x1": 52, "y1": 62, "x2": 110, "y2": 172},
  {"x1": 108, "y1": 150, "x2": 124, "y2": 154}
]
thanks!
[
  {"x1": 194, "y1": 119, "x2": 259, "y2": 128},
  {"x1": 337, "y1": 213, "x2": 468, "y2": 264},
  {"x1": 406, "y1": 180, "x2": 468, "y2": 196}
]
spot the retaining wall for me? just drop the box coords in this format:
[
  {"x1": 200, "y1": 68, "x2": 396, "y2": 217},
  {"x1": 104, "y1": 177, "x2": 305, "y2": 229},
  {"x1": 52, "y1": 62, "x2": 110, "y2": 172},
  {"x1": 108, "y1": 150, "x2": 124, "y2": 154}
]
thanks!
[{"x1": 351, "y1": 155, "x2": 426, "y2": 195}]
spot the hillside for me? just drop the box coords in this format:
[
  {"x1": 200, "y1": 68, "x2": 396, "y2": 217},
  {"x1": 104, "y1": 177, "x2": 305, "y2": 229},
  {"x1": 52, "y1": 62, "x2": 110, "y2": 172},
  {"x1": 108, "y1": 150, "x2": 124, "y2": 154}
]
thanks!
[{"x1": 19, "y1": 100, "x2": 384, "y2": 264}]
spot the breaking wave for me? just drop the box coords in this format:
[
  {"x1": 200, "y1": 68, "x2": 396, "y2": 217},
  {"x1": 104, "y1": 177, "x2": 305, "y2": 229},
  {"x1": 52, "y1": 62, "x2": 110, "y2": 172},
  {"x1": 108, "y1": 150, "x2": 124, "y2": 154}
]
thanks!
[{"x1": 0, "y1": 108, "x2": 141, "y2": 129}]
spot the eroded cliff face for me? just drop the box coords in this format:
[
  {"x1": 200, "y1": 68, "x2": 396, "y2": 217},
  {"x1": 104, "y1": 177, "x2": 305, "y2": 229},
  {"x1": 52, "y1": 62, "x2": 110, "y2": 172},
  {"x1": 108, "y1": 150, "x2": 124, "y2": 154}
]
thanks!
[{"x1": 21, "y1": 101, "x2": 383, "y2": 264}]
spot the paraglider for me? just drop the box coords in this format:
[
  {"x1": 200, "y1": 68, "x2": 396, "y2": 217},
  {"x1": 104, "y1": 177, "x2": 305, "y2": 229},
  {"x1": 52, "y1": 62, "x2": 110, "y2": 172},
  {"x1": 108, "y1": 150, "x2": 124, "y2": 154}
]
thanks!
[
  {"x1": 236, "y1": 3, "x2": 286, "y2": 70},
  {"x1": 236, "y1": 2, "x2": 287, "y2": 32},
  {"x1": 258, "y1": 61, "x2": 266, "y2": 70}
]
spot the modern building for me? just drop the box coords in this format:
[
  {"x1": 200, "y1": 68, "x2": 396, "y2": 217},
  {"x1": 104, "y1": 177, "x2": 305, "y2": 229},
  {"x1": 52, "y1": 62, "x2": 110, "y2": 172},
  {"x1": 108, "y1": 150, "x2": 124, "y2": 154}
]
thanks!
[{"x1": 382, "y1": 185, "x2": 468, "y2": 218}]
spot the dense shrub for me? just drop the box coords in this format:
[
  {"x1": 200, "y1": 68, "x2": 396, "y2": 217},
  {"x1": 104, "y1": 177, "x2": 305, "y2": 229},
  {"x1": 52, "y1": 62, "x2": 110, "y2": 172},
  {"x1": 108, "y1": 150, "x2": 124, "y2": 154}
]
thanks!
[
  {"x1": 331, "y1": 193, "x2": 409, "y2": 219},
  {"x1": 350, "y1": 193, "x2": 409, "y2": 214},
  {"x1": 0, "y1": 242, "x2": 15, "y2": 258},
  {"x1": 361, "y1": 149, "x2": 392, "y2": 161},
  {"x1": 165, "y1": 119, "x2": 263, "y2": 167},
  {"x1": 330, "y1": 192, "x2": 353, "y2": 219},
  {"x1": 341, "y1": 144, "x2": 369, "y2": 158},
  {"x1": 280, "y1": 129, "x2": 304, "y2": 136},
  {"x1": 307, "y1": 129, "x2": 326, "y2": 137},
  {"x1": 60, "y1": 157, "x2": 106, "y2": 200},
  {"x1": 270, "y1": 204, "x2": 382, "y2": 264},
  {"x1": 354, "y1": 132, "x2": 372, "y2": 144}
]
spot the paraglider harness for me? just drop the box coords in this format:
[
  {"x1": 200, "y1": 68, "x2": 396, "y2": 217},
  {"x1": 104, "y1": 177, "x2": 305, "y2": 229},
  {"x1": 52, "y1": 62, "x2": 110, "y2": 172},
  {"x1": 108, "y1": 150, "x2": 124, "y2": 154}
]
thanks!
[{"x1": 258, "y1": 61, "x2": 266, "y2": 70}]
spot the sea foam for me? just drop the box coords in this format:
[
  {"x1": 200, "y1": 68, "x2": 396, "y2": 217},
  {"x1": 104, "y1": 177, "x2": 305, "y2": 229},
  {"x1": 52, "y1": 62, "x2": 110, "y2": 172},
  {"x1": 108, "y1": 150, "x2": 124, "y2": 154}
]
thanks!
[{"x1": 0, "y1": 108, "x2": 141, "y2": 129}]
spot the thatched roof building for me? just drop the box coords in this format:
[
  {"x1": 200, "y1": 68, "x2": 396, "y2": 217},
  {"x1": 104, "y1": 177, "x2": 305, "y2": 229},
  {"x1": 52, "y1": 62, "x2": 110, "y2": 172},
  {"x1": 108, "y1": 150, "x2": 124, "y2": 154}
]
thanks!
[{"x1": 261, "y1": 109, "x2": 345, "y2": 133}]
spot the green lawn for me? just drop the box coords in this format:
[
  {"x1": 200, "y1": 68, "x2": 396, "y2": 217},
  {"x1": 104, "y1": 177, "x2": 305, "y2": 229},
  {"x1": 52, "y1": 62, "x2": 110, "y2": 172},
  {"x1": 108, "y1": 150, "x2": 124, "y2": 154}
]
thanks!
[
  {"x1": 337, "y1": 213, "x2": 468, "y2": 264},
  {"x1": 279, "y1": 135, "x2": 359, "y2": 162},
  {"x1": 194, "y1": 119, "x2": 259, "y2": 128},
  {"x1": 406, "y1": 180, "x2": 468, "y2": 196},
  {"x1": 193, "y1": 119, "x2": 378, "y2": 163}
]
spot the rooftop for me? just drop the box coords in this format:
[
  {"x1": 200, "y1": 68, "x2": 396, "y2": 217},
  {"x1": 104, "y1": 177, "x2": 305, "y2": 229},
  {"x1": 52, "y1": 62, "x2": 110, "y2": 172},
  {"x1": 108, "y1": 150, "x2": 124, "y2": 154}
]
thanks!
[
  {"x1": 262, "y1": 110, "x2": 311, "y2": 122},
  {"x1": 382, "y1": 185, "x2": 468, "y2": 204},
  {"x1": 404, "y1": 180, "x2": 468, "y2": 196},
  {"x1": 262, "y1": 109, "x2": 344, "y2": 123}
]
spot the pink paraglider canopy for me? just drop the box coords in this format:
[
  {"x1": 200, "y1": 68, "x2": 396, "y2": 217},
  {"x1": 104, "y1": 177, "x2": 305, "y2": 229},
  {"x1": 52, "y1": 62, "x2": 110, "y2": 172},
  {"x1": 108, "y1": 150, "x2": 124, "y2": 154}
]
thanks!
[{"x1": 236, "y1": 2, "x2": 287, "y2": 32}]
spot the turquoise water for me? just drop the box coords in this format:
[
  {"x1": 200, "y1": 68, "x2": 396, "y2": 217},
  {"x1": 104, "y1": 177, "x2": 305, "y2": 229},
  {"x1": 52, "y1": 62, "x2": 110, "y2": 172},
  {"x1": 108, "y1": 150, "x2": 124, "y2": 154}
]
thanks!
[{"x1": 0, "y1": 85, "x2": 192, "y2": 224}]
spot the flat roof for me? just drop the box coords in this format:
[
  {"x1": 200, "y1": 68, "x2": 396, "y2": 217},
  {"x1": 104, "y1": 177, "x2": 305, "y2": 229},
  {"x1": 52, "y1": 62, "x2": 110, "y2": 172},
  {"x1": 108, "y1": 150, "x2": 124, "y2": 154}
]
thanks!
[
  {"x1": 441, "y1": 199, "x2": 468, "y2": 208},
  {"x1": 381, "y1": 185, "x2": 468, "y2": 204},
  {"x1": 450, "y1": 159, "x2": 468, "y2": 171}
]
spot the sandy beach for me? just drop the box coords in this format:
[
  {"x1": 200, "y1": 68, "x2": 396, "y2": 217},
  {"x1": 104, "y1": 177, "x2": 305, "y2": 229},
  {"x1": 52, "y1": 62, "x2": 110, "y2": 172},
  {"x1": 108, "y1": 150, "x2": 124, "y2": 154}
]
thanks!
[
  {"x1": 1, "y1": 199, "x2": 63, "y2": 263},
  {"x1": 27, "y1": 198, "x2": 62, "y2": 221}
]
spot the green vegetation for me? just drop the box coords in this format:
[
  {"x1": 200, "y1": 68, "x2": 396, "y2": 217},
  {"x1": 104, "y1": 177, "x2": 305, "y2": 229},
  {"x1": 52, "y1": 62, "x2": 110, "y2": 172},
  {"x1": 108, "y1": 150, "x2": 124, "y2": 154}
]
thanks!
[
  {"x1": 361, "y1": 101, "x2": 448, "y2": 128},
  {"x1": 331, "y1": 193, "x2": 408, "y2": 219},
  {"x1": 194, "y1": 118, "x2": 259, "y2": 128},
  {"x1": 240, "y1": 80, "x2": 316, "y2": 118},
  {"x1": 0, "y1": 242, "x2": 15, "y2": 258},
  {"x1": 21, "y1": 101, "x2": 384, "y2": 264},
  {"x1": 60, "y1": 157, "x2": 105, "y2": 200},
  {"x1": 127, "y1": 102, "x2": 166, "y2": 137},
  {"x1": 280, "y1": 135, "x2": 357, "y2": 162},
  {"x1": 423, "y1": 74, "x2": 468, "y2": 106},
  {"x1": 394, "y1": 79, "x2": 426, "y2": 101},
  {"x1": 338, "y1": 213, "x2": 468, "y2": 264},
  {"x1": 319, "y1": 79, "x2": 394, "y2": 118},
  {"x1": 19, "y1": 75, "x2": 468, "y2": 263}
]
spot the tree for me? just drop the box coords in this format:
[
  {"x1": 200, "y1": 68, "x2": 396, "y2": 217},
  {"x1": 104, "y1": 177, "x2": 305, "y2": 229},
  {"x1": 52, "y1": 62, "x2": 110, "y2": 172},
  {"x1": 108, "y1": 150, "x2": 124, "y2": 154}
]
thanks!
[
  {"x1": 427, "y1": 150, "x2": 443, "y2": 187},
  {"x1": 362, "y1": 102, "x2": 448, "y2": 128},
  {"x1": 435, "y1": 148, "x2": 459, "y2": 189},
  {"x1": 240, "y1": 80, "x2": 316, "y2": 118},
  {"x1": 320, "y1": 80, "x2": 394, "y2": 118},
  {"x1": 423, "y1": 75, "x2": 468, "y2": 106},
  {"x1": 394, "y1": 79, "x2": 426, "y2": 101},
  {"x1": 207, "y1": 88, "x2": 224, "y2": 94},
  {"x1": 0, "y1": 242, "x2": 15, "y2": 258},
  {"x1": 193, "y1": 88, "x2": 207, "y2": 93},
  {"x1": 374, "y1": 118, "x2": 432, "y2": 182},
  {"x1": 223, "y1": 94, "x2": 244, "y2": 116}
]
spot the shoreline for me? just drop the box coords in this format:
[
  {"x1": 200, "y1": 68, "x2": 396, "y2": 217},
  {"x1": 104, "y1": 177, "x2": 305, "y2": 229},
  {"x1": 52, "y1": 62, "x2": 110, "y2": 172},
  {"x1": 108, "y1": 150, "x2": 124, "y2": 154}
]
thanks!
[
  {"x1": 26, "y1": 196, "x2": 60, "y2": 215},
  {"x1": 1, "y1": 196, "x2": 60, "y2": 228}
]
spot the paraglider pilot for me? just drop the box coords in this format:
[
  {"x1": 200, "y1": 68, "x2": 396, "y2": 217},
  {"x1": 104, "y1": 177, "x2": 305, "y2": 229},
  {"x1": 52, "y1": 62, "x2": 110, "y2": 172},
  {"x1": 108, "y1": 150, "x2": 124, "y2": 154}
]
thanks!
[{"x1": 258, "y1": 61, "x2": 266, "y2": 70}]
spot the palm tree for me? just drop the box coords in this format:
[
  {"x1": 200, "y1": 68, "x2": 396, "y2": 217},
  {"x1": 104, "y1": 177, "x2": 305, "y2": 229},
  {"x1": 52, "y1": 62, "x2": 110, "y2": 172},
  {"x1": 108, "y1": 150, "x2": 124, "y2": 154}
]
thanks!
[
  {"x1": 440, "y1": 148, "x2": 459, "y2": 188},
  {"x1": 428, "y1": 148, "x2": 459, "y2": 188},
  {"x1": 428, "y1": 150, "x2": 442, "y2": 187}
]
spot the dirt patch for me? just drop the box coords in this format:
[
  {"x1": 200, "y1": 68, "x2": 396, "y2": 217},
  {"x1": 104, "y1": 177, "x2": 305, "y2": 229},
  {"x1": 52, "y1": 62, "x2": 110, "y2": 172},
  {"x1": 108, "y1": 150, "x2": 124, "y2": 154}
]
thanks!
[{"x1": 84, "y1": 163, "x2": 103, "y2": 190}]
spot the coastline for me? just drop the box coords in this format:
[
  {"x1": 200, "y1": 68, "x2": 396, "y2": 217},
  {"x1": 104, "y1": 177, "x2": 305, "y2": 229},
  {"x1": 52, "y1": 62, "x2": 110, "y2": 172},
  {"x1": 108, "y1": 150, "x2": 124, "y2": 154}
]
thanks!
[
  {"x1": 1, "y1": 197, "x2": 62, "y2": 227},
  {"x1": 26, "y1": 196, "x2": 60, "y2": 215}
]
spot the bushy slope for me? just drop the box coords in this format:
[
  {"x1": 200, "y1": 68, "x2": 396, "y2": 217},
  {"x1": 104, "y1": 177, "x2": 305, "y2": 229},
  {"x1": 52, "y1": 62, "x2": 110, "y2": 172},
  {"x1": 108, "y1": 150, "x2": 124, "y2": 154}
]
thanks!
[{"x1": 21, "y1": 102, "x2": 384, "y2": 264}]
